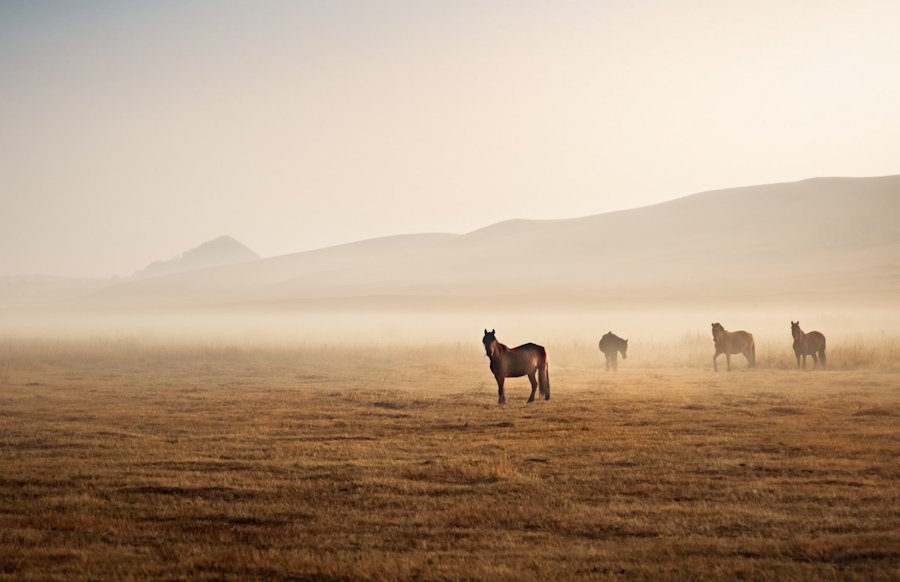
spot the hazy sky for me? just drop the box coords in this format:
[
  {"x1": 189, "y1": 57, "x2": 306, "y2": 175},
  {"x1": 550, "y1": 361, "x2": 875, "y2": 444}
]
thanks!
[{"x1": 2, "y1": 1, "x2": 898, "y2": 278}]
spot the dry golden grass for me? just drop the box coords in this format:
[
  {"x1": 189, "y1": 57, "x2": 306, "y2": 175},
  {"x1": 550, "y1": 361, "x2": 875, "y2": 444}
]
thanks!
[{"x1": 0, "y1": 338, "x2": 898, "y2": 580}]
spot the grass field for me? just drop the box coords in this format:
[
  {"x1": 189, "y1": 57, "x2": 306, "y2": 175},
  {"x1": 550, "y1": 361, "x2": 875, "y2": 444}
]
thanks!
[{"x1": 0, "y1": 339, "x2": 898, "y2": 580}]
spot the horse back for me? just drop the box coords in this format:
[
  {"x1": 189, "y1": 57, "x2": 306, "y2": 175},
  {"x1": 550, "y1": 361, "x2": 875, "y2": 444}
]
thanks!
[
  {"x1": 719, "y1": 330, "x2": 753, "y2": 353},
  {"x1": 514, "y1": 343, "x2": 546, "y2": 360},
  {"x1": 808, "y1": 330, "x2": 826, "y2": 350},
  {"x1": 599, "y1": 334, "x2": 623, "y2": 353},
  {"x1": 496, "y1": 343, "x2": 546, "y2": 377},
  {"x1": 793, "y1": 330, "x2": 825, "y2": 354}
]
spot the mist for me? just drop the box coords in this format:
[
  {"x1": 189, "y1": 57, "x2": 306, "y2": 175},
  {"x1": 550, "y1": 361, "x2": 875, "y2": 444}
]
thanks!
[{"x1": 3, "y1": 1, "x2": 900, "y2": 278}]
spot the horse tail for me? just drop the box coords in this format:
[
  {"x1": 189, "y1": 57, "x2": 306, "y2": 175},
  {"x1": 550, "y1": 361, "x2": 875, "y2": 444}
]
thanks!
[
  {"x1": 819, "y1": 338, "x2": 826, "y2": 368},
  {"x1": 750, "y1": 338, "x2": 757, "y2": 368},
  {"x1": 538, "y1": 353, "x2": 550, "y2": 400}
]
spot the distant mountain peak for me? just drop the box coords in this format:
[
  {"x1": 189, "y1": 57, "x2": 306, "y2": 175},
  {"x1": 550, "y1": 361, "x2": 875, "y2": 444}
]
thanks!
[{"x1": 134, "y1": 235, "x2": 260, "y2": 278}]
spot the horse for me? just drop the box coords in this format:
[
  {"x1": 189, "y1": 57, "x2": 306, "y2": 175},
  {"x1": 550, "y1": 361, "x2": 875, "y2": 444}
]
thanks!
[
  {"x1": 711, "y1": 322, "x2": 756, "y2": 371},
  {"x1": 598, "y1": 332, "x2": 628, "y2": 372},
  {"x1": 791, "y1": 321, "x2": 826, "y2": 370},
  {"x1": 482, "y1": 329, "x2": 550, "y2": 404}
]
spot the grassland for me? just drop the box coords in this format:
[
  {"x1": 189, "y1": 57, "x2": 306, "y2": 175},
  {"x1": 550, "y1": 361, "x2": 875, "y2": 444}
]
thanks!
[{"x1": 0, "y1": 338, "x2": 898, "y2": 580}]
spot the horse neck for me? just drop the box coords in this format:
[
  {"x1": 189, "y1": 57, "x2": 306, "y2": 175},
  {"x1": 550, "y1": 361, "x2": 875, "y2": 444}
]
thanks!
[
  {"x1": 793, "y1": 327, "x2": 805, "y2": 341},
  {"x1": 490, "y1": 340, "x2": 509, "y2": 360}
]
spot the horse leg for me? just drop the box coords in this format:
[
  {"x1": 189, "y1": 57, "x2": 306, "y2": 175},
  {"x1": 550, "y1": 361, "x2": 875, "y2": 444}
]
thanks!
[
  {"x1": 811, "y1": 353, "x2": 819, "y2": 370},
  {"x1": 795, "y1": 353, "x2": 801, "y2": 369},
  {"x1": 725, "y1": 353, "x2": 732, "y2": 371},
  {"x1": 496, "y1": 375, "x2": 506, "y2": 405},
  {"x1": 527, "y1": 371, "x2": 537, "y2": 403},
  {"x1": 819, "y1": 349, "x2": 826, "y2": 369},
  {"x1": 802, "y1": 354, "x2": 807, "y2": 370},
  {"x1": 611, "y1": 353, "x2": 618, "y2": 372},
  {"x1": 713, "y1": 351, "x2": 720, "y2": 372},
  {"x1": 604, "y1": 354, "x2": 610, "y2": 372}
]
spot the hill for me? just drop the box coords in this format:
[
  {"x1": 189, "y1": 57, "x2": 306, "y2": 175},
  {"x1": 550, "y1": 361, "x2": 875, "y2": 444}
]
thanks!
[
  {"x1": 133, "y1": 235, "x2": 260, "y2": 279},
  {"x1": 87, "y1": 176, "x2": 900, "y2": 310}
]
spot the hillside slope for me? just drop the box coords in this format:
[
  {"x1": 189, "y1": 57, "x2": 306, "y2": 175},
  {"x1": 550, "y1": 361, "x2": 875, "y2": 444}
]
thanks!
[
  {"x1": 86, "y1": 176, "x2": 900, "y2": 309},
  {"x1": 134, "y1": 235, "x2": 260, "y2": 278}
]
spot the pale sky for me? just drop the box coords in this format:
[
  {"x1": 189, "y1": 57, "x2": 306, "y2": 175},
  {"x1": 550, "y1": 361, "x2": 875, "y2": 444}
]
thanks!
[{"x1": 1, "y1": 0, "x2": 898, "y2": 278}]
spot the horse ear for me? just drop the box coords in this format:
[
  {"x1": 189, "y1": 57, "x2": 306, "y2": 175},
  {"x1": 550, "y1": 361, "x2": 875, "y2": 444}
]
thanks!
[
  {"x1": 484, "y1": 329, "x2": 488, "y2": 334},
  {"x1": 490, "y1": 329, "x2": 495, "y2": 334}
]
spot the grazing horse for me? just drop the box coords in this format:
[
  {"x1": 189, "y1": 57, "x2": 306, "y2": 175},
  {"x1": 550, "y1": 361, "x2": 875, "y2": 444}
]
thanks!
[
  {"x1": 482, "y1": 329, "x2": 550, "y2": 404},
  {"x1": 598, "y1": 332, "x2": 628, "y2": 372},
  {"x1": 711, "y1": 322, "x2": 756, "y2": 371},
  {"x1": 791, "y1": 321, "x2": 826, "y2": 370}
]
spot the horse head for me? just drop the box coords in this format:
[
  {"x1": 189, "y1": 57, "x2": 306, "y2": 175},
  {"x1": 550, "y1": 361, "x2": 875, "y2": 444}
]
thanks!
[
  {"x1": 791, "y1": 321, "x2": 801, "y2": 340},
  {"x1": 711, "y1": 323, "x2": 724, "y2": 340},
  {"x1": 621, "y1": 338, "x2": 628, "y2": 359},
  {"x1": 482, "y1": 329, "x2": 496, "y2": 358}
]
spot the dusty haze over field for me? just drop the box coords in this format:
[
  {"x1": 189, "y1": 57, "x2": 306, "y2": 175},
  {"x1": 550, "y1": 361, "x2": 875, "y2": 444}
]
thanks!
[
  {"x1": 2, "y1": 1, "x2": 900, "y2": 278},
  {"x1": 1, "y1": 175, "x2": 899, "y2": 344},
  {"x1": 1, "y1": 3, "x2": 898, "y2": 348}
]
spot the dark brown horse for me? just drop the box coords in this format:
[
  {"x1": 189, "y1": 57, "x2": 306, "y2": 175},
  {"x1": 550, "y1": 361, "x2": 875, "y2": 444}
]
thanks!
[
  {"x1": 598, "y1": 331, "x2": 628, "y2": 372},
  {"x1": 711, "y1": 322, "x2": 756, "y2": 371},
  {"x1": 482, "y1": 329, "x2": 550, "y2": 404},
  {"x1": 791, "y1": 321, "x2": 826, "y2": 369}
]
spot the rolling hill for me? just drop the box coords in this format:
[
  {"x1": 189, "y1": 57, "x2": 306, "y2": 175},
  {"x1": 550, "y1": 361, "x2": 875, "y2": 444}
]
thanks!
[{"x1": 84, "y1": 175, "x2": 900, "y2": 310}]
